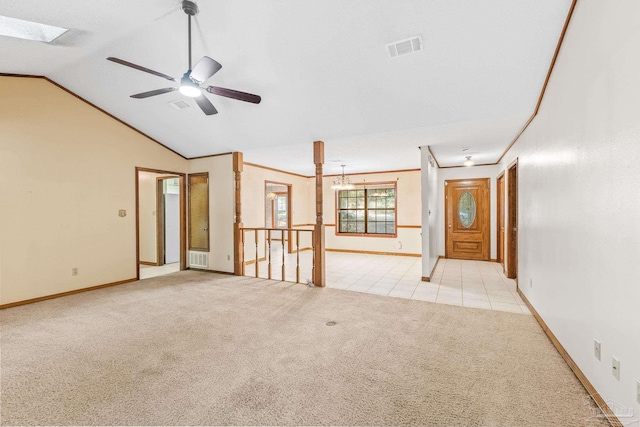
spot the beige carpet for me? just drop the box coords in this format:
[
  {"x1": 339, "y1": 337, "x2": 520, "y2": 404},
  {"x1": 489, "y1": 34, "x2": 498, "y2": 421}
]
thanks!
[{"x1": 0, "y1": 271, "x2": 608, "y2": 426}]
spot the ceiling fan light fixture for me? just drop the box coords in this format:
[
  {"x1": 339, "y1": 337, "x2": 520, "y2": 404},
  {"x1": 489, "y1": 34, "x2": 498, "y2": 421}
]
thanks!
[
  {"x1": 464, "y1": 156, "x2": 474, "y2": 167},
  {"x1": 179, "y1": 72, "x2": 201, "y2": 97},
  {"x1": 179, "y1": 85, "x2": 201, "y2": 97}
]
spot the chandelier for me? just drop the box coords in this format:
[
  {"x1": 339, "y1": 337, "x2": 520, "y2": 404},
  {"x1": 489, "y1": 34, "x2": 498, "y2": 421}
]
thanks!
[{"x1": 331, "y1": 165, "x2": 355, "y2": 190}]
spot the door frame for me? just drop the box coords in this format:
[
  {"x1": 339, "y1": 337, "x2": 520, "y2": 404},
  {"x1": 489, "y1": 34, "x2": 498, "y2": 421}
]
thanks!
[
  {"x1": 264, "y1": 180, "x2": 293, "y2": 253},
  {"x1": 135, "y1": 167, "x2": 187, "y2": 280},
  {"x1": 506, "y1": 159, "x2": 518, "y2": 280},
  {"x1": 156, "y1": 175, "x2": 180, "y2": 267},
  {"x1": 496, "y1": 171, "x2": 505, "y2": 268},
  {"x1": 444, "y1": 178, "x2": 491, "y2": 261}
]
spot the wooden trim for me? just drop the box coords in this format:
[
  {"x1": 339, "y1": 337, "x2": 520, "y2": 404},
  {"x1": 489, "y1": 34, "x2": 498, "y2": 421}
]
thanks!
[
  {"x1": 422, "y1": 255, "x2": 444, "y2": 281},
  {"x1": 517, "y1": 290, "x2": 624, "y2": 427},
  {"x1": 156, "y1": 177, "x2": 165, "y2": 267},
  {"x1": 0, "y1": 278, "x2": 138, "y2": 310},
  {"x1": 139, "y1": 261, "x2": 159, "y2": 266},
  {"x1": 334, "y1": 180, "x2": 398, "y2": 238},
  {"x1": 0, "y1": 74, "x2": 188, "y2": 160},
  {"x1": 291, "y1": 223, "x2": 314, "y2": 227},
  {"x1": 497, "y1": 0, "x2": 577, "y2": 164},
  {"x1": 313, "y1": 141, "x2": 326, "y2": 287},
  {"x1": 506, "y1": 159, "x2": 518, "y2": 279},
  {"x1": 187, "y1": 268, "x2": 235, "y2": 275},
  {"x1": 438, "y1": 163, "x2": 497, "y2": 169},
  {"x1": 233, "y1": 152, "x2": 244, "y2": 276},
  {"x1": 136, "y1": 168, "x2": 187, "y2": 280},
  {"x1": 188, "y1": 152, "x2": 233, "y2": 160},
  {"x1": 325, "y1": 224, "x2": 336, "y2": 227},
  {"x1": 323, "y1": 168, "x2": 420, "y2": 178},
  {"x1": 326, "y1": 248, "x2": 421, "y2": 257},
  {"x1": 427, "y1": 146, "x2": 441, "y2": 168},
  {"x1": 398, "y1": 225, "x2": 421, "y2": 229},
  {"x1": 243, "y1": 257, "x2": 267, "y2": 266},
  {"x1": 244, "y1": 162, "x2": 310, "y2": 179},
  {"x1": 187, "y1": 172, "x2": 210, "y2": 252}
]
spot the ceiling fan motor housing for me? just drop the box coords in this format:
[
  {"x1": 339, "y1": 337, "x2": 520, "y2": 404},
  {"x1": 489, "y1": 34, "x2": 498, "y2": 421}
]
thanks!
[{"x1": 181, "y1": 0, "x2": 199, "y2": 16}]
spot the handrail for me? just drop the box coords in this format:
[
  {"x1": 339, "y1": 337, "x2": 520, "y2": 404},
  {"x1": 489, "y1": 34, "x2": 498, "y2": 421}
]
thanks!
[{"x1": 240, "y1": 227, "x2": 314, "y2": 284}]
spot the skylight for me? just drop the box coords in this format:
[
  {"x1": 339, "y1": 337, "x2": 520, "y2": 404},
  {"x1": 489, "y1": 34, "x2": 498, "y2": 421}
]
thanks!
[{"x1": 0, "y1": 15, "x2": 68, "y2": 43}]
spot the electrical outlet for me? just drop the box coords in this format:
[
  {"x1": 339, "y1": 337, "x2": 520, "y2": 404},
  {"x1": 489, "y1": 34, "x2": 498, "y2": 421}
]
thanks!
[
  {"x1": 71, "y1": 268, "x2": 78, "y2": 276},
  {"x1": 594, "y1": 340, "x2": 601, "y2": 361},
  {"x1": 118, "y1": 209, "x2": 126, "y2": 217},
  {"x1": 529, "y1": 278, "x2": 533, "y2": 288},
  {"x1": 227, "y1": 255, "x2": 231, "y2": 261},
  {"x1": 612, "y1": 357, "x2": 620, "y2": 380}
]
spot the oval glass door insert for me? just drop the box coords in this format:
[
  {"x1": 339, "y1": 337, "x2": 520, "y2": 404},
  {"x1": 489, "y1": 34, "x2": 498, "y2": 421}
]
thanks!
[{"x1": 458, "y1": 191, "x2": 476, "y2": 228}]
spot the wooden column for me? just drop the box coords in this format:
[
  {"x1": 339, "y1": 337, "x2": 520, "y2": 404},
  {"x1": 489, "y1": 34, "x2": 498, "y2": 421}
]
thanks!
[
  {"x1": 313, "y1": 141, "x2": 326, "y2": 287},
  {"x1": 233, "y1": 152, "x2": 244, "y2": 276}
]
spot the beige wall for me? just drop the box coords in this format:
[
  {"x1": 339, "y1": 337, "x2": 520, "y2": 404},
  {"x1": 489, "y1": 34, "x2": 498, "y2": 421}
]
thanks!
[
  {"x1": 188, "y1": 155, "x2": 235, "y2": 273},
  {"x1": 0, "y1": 77, "x2": 188, "y2": 305},
  {"x1": 323, "y1": 170, "x2": 421, "y2": 255}
]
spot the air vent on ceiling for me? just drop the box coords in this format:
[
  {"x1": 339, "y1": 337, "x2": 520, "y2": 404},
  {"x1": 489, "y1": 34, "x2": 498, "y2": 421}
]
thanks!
[
  {"x1": 387, "y1": 35, "x2": 422, "y2": 58},
  {"x1": 169, "y1": 99, "x2": 191, "y2": 110}
]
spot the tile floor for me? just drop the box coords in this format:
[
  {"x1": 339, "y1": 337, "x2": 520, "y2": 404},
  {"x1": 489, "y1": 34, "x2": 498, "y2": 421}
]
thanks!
[
  {"x1": 140, "y1": 262, "x2": 180, "y2": 280},
  {"x1": 245, "y1": 249, "x2": 530, "y2": 315}
]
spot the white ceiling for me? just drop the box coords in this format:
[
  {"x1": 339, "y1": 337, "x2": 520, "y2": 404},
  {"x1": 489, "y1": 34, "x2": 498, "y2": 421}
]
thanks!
[{"x1": 1, "y1": 0, "x2": 571, "y2": 175}]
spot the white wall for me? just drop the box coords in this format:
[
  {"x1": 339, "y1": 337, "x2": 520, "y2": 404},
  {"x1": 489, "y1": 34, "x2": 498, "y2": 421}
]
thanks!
[
  {"x1": 188, "y1": 155, "x2": 235, "y2": 273},
  {"x1": 0, "y1": 77, "x2": 188, "y2": 305},
  {"x1": 497, "y1": 0, "x2": 640, "y2": 420},
  {"x1": 420, "y1": 148, "x2": 440, "y2": 278},
  {"x1": 324, "y1": 170, "x2": 422, "y2": 255}
]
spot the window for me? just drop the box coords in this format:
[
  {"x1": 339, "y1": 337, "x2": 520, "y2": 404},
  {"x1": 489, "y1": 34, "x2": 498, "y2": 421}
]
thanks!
[{"x1": 337, "y1": 183, "x2": 396, "y2": 236}]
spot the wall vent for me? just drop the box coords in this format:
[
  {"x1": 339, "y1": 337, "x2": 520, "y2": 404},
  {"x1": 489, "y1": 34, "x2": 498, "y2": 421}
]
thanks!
[
  {"x1": 387, "y1": 35, "x2": 423, "y2": 58},
  {"x1": 189, "y1": 251, "x2": 209, "y2": 269},
  {"x1": 169, "y1": 99, "x2": 191, "y2": 110}
]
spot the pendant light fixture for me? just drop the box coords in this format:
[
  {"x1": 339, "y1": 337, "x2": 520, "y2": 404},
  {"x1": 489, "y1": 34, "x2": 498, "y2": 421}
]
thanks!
[
  {"x1": 464, "y1": 156, "x2": 474, "y2": 167},
  {"x1": 331, "y1": 165, "x2": 355, "y2": 190}
]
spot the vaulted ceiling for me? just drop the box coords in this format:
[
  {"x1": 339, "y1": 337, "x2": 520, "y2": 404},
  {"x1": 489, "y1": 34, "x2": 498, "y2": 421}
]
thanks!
[{"x1": 1, "y1": 0, "x2": 572, "y2": 175}]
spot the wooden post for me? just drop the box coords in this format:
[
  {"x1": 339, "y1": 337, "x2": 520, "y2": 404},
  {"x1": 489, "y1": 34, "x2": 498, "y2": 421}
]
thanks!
[
  {"x1": 313, "y1": 141, "x2": 326, "y2": 287},
  {"x1": 233, "y1": 152, "x2": 244, "y2": 276}
]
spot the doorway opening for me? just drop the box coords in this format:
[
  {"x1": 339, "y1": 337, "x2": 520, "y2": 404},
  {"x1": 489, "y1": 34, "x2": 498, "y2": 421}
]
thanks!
[
  {"x1": 506, "y1": 160, "x2": 518, "y2": 280},
  {"x1": 444, "y1": 178, "x2": 490, "y2": 261},
  {"x1": 136, "y1": 168, "x2": 186, "y2": 280},
  {"x1": 265, "y1": 181, "x2": 293, "y2": 253},
  {"x1": 496, "y1": 171, "x2": 505, "y2": 269}
]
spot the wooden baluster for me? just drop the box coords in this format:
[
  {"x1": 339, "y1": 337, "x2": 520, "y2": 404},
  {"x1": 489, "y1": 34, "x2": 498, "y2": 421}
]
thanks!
[
  {"x1": 255, "y1": 229, "x2": 259, "y2": 278},
  {"x1": 241, "y1": 229, "x2": 245, "y2": 276},
  {"x1": 311, "y1": 231, "x2": 316, "y2": 285},
  {"x1": 281, "y1": 230, "x2": 286, "y2": 281},
  {"x1": 296, "y1": 230, "x2": 300, "y2": 283},
  {"x1": 267, "y1": 229, "x2": 272, "y2": 280}
]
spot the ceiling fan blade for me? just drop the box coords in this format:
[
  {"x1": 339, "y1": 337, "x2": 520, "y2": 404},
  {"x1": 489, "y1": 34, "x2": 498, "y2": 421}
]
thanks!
[
  {"x1": 107, "y1": 57, "x2": 176, "y2": 82},
  {"x1": 194, "y1": 94, "x2": 218, "y2": 115},
  {"x1": 190, "y1": 56, "x2": 222, "y2": 83},
  {"x1": 130, "y1": 87, "x2": 178, "y2": 99},
  {"x1": 206, "y1": 86, "x2": 261, "y2": 104}
]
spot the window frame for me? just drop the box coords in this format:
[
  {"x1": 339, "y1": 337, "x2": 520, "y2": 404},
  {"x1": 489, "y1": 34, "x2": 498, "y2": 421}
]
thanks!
[{"x1": 334, "y1": 181, "x2": 398, "y2": 238}]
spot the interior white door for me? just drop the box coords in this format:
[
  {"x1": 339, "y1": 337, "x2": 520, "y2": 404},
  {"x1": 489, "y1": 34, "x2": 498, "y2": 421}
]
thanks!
[{"x1": 164, "y1": 193, "x2": 180, "y2": 264}]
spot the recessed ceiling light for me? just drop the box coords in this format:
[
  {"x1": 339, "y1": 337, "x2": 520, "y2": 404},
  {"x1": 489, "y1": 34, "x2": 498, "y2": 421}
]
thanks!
[
  {"x1": 462, "y1": 148, "x2": 471, "y2": 152},
  {"x1": 0, "y1": 15, "x2": 68, "y2": 43}
]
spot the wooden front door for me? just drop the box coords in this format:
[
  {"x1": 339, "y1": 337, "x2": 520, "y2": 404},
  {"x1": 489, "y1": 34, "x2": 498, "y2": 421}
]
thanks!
[
  {"x1": 445, "y1": 178, "x2": 490, "y2": 260},
  {"x1": 496, "y1": 172, "x2": 505, "y2": 267}
]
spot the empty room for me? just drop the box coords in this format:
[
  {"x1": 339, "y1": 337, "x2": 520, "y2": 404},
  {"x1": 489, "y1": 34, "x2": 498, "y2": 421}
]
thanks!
[{"x1": 1, "y1": 0, "x2": 639, "y2": 426}]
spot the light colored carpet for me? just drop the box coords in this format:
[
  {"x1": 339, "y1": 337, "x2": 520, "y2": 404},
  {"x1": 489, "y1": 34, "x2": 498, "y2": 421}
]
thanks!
[{"x1": 0, "y1": 271, "x2": 608, "y2": 426}]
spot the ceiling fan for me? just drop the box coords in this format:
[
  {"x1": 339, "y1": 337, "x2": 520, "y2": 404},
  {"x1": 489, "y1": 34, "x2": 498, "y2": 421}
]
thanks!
[{"x1": 107, "y1": 0, "x2": 261, "y2": 115}]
